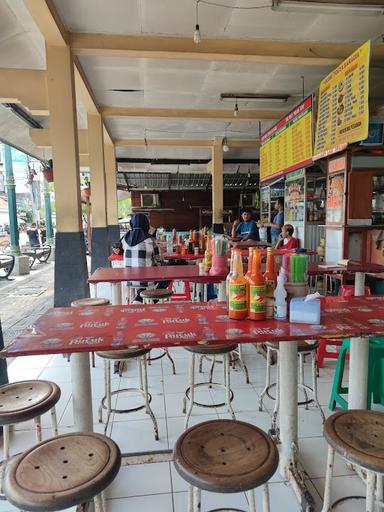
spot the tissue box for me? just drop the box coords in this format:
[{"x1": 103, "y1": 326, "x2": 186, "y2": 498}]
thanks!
[{"x1": 289, "y1": 297, "x2": 321, "y2": 324}]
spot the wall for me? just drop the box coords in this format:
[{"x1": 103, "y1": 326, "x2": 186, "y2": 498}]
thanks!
[{"x1": 131, "y1": 190, "x2": 255, "y2": 230}]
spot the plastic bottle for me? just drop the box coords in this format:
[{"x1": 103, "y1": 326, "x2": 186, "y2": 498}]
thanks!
[
  {"x1": 226, "y1": 250, "x2": 235, "y2": 309},
  {"x1": 264, "y1": 247, "x2": 277, "y2": 299},
  {"x1": 228, "y1": 248, "x2": 247, "y2": 320},
  {"x1": 249, "y1": 249, "x2": 266, "y2": 321},
  {"x1": 274, "y1": 268, "x2": 287, "y2": 320}
]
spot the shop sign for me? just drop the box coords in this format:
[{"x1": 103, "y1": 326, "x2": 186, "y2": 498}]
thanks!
[
  {"x1": 359, "y1": 122, "x2": 383, "y2": 146},
  {"x1": 260, "y1": 96, "x2": 313, "y2": 183},
  {"x1": 314, "y1": 41, "x2": 370, "y2": 160},
  {"x1": 328, "y1": 154, "x2": 347, "y2": 174},
  {"x1": 326, "y1": 172, "x2": 345, "y2": 225},
  {"x1": 285, "y1": 169, "x2": 305, "y2": 223}
]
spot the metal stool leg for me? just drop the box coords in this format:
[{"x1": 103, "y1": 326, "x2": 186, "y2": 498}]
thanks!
[
  {"x1": 247, "y1": 489, "x2": 256, "y2": 512},
  {"x1": 376, "y1": 473, "x2": 383, "y2": 510},
  {"x1": 3, "y1": 424, "x2": 10, "y2": 461},
  {"x1": 94, "y1": 494, "x2": 105, "y2": 512},
  {"x1": 188, "y1": 485, "x2": 194, "y2": 512},
  {"x1": 184, "y1": 353, "x2": 195, "y2": 429},
  {"x1": 91, "y1": 352, "x2": 96, "y2": 368},
  {"x1": 34, "y1": 415, "x2": 42, "y2": 443},
  {"x1": 50, "y1": 406, "x2": 58, "y2": 436},
  {"x1": 262, "y1": 484, "x2": 271, "y2": 512},
  {"x1": 366, "y1": 471, "x2": 376, "y2": 512},
  {"x1": 224, "y1": 353, "x2": 236, "y2": 419},
  {"x1": 141, "y1": 355, "x2": 159, "y2": 440},
  {"x1": 208, "y1": 355, "x2": 216, "y2": 385},
  {"x1": 165, "y1": 348, "x2": 176, "y2": 375},
  {"x1": 321, "y1": 445, "x2": 335, "y2": 512},
  {"x1": 311, "y1": 351, "x2": 325, "y2": 423},
  {"x1": 193, "y1": 486, "x2": 201, "y2": 512},
  {"x1": 299, "y1": 353, "x2": 309, "y2": 410},
  {"x1": 259, "y1": 346, "x2": 272, "y2": 411},
  {"x1": 271, "y1": 354, "x2": 280, "y2": 437}
]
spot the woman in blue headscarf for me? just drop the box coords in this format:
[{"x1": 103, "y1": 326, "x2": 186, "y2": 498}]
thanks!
[{"x1": 122, "y1": 213, "x2": 168, "y2": 303}]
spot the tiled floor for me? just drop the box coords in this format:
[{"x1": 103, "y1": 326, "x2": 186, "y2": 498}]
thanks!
[{"x1": 1, "y1": 345, "x2": 376, "y2": 511}]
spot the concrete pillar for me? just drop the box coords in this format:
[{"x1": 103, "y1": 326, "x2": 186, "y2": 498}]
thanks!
[
  {"x1": 3, "y1": 145, "x2": 29, "y2": 275},
  {"x1": 43, "y1": 179, "x2": 54, "y2": 243},
  {"x1": 88, "y1": 113, "x2": 110, "y2": 273},
  {"x1": 104, "y1": 143, "x2": 120, "y2": 247},
  {"x1": 46, "y1": 44, "x2": 89, "y2": 306},
  {"x1": 211, "y1": 138, "x2": 224, "y2": 234},
  {"x1": 0, "y1": 321, "x2": 8, "y2": 388}
]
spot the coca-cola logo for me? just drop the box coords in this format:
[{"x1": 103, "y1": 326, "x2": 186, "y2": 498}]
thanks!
[
  {"x1": 165, "y1": 331, "x2": 197, "y2": 340},
  {"x1": 162, "y1": 318, "x2": 190, "y2": 324}
]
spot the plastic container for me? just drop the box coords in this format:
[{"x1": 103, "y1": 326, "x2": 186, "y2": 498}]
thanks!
[
  {"x1": 259, "y1": 227, "x2": 268, "y2": 242},
  {"x1": 274, "y1": 268, "x2": 287, "y2": 320},
  {"x1": 290, "y1": 297, "x2": 320, "y2": 324},
  {"x1": 210, "y1": 255, "x2": 228, "y2": 276}
]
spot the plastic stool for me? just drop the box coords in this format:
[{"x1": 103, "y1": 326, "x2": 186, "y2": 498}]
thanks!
[{"x1": 329, "y1": 338, "x2": 384, "y2": 411}]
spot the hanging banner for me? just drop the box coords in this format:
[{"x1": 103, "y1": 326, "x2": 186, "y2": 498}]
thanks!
[
  {"x1": 260, "y1": 96, "x2": 313, "y2": 183},
  {"x1": 314, "y1": 40, "x2": 370, "y2": 160}
]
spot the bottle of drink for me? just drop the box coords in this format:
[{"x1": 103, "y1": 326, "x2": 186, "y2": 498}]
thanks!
[
  {"x1": 274, "y1": 268, "x2": 287, "y2": 320},
  {"x1": 226, "y1": 249, "x2": 235, "y2": 308},
  {"x1": 264, "y1": 247, "x2": 277, "y2": 299},
  {"x1": 245, "y1": 248, "x2": 255, "y2": 305},
  {"x1": 249, "y1": 249, "x2": 266, "y2": 321},
  {"x1": 172, "y1": 228, "x2": 177, "y2": 243},
  {"x1": 204, "y1": 237, "x2": 212, "y2": 272},
  {"x1": 228, "y1": 248, "x2": 247, "y2": 320}
]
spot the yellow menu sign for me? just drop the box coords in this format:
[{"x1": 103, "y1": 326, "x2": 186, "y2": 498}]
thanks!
[
  {"x1": 314, "y1": 40, "x2": 370, "y2": 160},
  {"x1": 260, "y1": 96, "x2": 313, "y2": 183}
]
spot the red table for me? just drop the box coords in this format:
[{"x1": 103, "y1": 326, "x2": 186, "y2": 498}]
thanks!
[
  {"x1": 89, "y1": 265, "x2": 228, "y2": 304},
  {"x1": 240, "y1": 248, "x2": 318, "y2": 258},
  {"x1": 3, "y1": 296, "x2": 384, "y2": 508},
  {"x1": 229, "y1": 239, "x2": 272, "y2": 248},
  {"x1": 308, "y1": 261, "x2": 384, "y2": 276}
]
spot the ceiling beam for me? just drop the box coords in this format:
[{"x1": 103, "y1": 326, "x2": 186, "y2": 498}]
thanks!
[
  {"x1": 24, "y1": 0, "x2": 68, "y2": 46},
  {"x1": 70, "y1": 33, "x2": 384, "y2": 67},
  {"x1": 114, "y1": 138, "x2": 259, "y2": 148},
  {"x1": 101, "y1": 106, "x2": 282, "y2": 121},
  {"x1": 30, "y1": 128, "x2": 89, "y2": 154},
  {"x1": 0, "y1": 69, "x2": 48, "y2": 115}
]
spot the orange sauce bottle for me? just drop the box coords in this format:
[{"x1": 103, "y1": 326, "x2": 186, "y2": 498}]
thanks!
[
  {"x1": 245, "y1": 248, "x2": 255, "y2": 305},
  {"x1": 264, "y1": 247, "x2": 277, "y2": 299},
  {"x1": 228, "y1": 248, "x2": 247, "y2": 320},
  {"x1": 249, "y1": 249, "x2": 266, "y2": 320}
]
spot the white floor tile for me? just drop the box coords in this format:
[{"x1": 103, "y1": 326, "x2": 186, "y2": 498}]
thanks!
[
  {"x1": 106, "y1": 493, "x2": 173, "y2": 512},
  {"x1": 8, "y1": 355, "x2": 53, "y2": 370},
  {"x1": 110, "y1": 418, "x2": 168, "y2": 452},
  {"x1": 106, "y1": 463, "x2": 172, "y2": 498},
  {"x1": 114, "y1": 391, "x2": 166, "y2": 420},
  {"x1": 7, "y1": 368, "x2": 42, "y2": 381},
  {"x1": 173, "y1": 489, "x2": 248, "y2": 512},
  {"x1": 299, "y1": 437, "x2": 354, "y2": 479},
  {"x1": 311, "y1": 474, "x2": 367, "y2": 512}
]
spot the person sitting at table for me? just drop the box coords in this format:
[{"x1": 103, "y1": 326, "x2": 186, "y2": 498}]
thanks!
[
  {"x1": 231, "y1": 208, "x2": 259, "y2": 241},
  {"x1": 275, "y1": 224, "x2": 300, "y2": 250},
  {"x1": 122, "y1": 213, "x2": 169, "y2": 303},
  {"x1": 258, "y1": 197, "x2": 284, "y2": 246}
]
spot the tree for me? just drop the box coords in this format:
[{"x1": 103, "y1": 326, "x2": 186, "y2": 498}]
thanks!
[{"x1": 118, "y1": 196, "x2": 132, "y2": 218}]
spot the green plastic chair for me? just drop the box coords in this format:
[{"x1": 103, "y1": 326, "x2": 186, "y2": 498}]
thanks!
[{"x1": 329, "y1": 338, "x2": 384, "y2": 411}]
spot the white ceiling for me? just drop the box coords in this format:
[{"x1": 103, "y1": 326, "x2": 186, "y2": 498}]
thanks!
[{"x1": 0, "y1": 0, "x2": 383, "y2": 170}]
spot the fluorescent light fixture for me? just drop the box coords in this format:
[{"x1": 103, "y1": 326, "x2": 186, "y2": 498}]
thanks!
[
  {"x1": 220, "y1": 93, "x2": 289, "y2": 104},
  {"x1": 272, "y1": 0, "x2": 384, "y2": 15}
]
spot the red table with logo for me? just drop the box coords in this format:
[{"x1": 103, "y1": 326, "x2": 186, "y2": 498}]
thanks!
[
  {"x1": 3, "y1": 295, "x2": 384, "y2": 509},
  {"x1": 88, "y1": 265, "x2": 228, "y2": 304}
]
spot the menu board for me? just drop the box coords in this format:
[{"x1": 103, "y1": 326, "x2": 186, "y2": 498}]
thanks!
[
  {"x1": 285, "y1": 169, "x2": 305, "y2": 223},
  {"x1": 314, "y1": 41, "x2": 370, "y2": 159},
  {"x1": 260, "y1": 96, "x2": 313, "y2": 183}
]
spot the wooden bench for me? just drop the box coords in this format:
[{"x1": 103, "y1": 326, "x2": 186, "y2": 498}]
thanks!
[
  {"x1": 22, "y1": 245, "x2": 52, "y2": 269},
  {"x1": 0, "y1": 254, "x2": 15, "y2": 279}
]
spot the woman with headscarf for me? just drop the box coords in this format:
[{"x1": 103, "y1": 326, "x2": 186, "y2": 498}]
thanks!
[{"x1": 122, "y1": 213, "x2": 168, "y2": 303}]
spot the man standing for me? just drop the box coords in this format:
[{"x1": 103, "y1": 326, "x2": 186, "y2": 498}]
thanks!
[
  {"x1": 259, "y1": 197, "x2": 284, "y2": 246},
  {"x1": 231, "y1": 208, "x2": 259, "y2": 241},
  {"x1": 26, "y1": 223, "x2": 40, "y2": 247}
]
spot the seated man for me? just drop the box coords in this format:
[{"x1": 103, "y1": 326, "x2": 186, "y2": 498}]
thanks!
[
  {"x1": 275, "y1": 224, "x2": 300, "y2": 250},
  {"x1": 231, "y1": 208, "x2": 259, "y2": 241}
]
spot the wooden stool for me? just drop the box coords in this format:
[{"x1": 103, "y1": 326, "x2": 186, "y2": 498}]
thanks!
[
  {"x1": 141, "y1": 289, "x2": 176, "y2": 375},
  {"x1": 182, "y1": 344, "x2": 237, "y2": 429},
  {"x1": 321, "y1": 410, "x2": 384, "y2": 512},
  {"x1": 96, "y1": 348, "x2": 159, "y2": 439},
  {"x1": 259, "y1": 341, "x2": 325, "y2": 438},
  {"x1": 0, "y1": 380, "x2": 61, "y2": 463},
  {"x1": 174, "y1": 419, "x2": 279, "y2": 512},
  {"x1": 4, "y1": 432, "x2": 121, "y2": 511},
  {"x1": 71, "y1": 297, "x2": 110, "y2": 368}
]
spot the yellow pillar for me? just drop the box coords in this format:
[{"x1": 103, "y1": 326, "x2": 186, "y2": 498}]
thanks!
[
  {"x1": 88, "y1": 113, "x2": 110, "y2": 271},
  {"x1": 211, "y1": 138, "x2": 224, "y2": 233},
  {"x1": 104, "y1": 143, "x2": 120, "y2": 245},
  {"x1": 46, "y1": 44, "x2": 89, "y2": 306}
]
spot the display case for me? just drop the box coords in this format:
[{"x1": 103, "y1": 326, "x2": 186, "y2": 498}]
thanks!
[
  {"x1": 306, "y1": 176, "x2": 326, "y2": 223},
  {"x1": 372, "y1": 174, "x2": 384, "y2": 225}
]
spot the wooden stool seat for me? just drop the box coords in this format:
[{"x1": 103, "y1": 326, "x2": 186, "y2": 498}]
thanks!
[
  {"x1": 0, "y1": 380, "x2": 61, "y2": 425},
  {"x1": 4, "y1": 432, "x2": 121, "y2": 511},
  {"x1": 185, "y1": 344, "x2": 238, "y2": 355},
  {"x1": 71, "y1": 297, "x2": 110, "y2": 307},
  {"x1": 96, "y1": 347, "x2": 151, "y2": 360},
  {"x1": 266, "y1": 340, "x2": 319, "y2": 353},
  {"x1": 174, "y1": 419, "x2": 279, "y2": 493},
  {"x1": 140, "y1": 289, "x2": 173, "y2": 300},
  {"x1": 324, "y1": 410, "x2": 384, "y2": 473}
]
